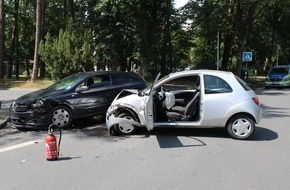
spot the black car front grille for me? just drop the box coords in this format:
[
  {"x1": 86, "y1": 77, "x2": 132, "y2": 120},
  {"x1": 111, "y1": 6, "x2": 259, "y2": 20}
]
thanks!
[{"x1": 12, "y1": 104, "x2": 28, "y2": 112}]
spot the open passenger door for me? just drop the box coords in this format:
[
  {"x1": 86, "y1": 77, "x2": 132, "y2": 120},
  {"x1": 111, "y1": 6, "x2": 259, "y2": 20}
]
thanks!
[{"x1": 145, "y1": 72, "x2": 161, "y2": 131}]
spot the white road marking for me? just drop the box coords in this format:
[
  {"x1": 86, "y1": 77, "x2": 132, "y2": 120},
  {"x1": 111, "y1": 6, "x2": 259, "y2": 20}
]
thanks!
[{"x1": 0, "y1": 139, "x2": 42, "y2": 153}]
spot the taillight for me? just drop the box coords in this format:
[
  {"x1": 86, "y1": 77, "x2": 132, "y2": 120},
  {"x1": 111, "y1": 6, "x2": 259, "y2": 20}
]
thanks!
[{"x1": 252, "y1": 96, "x2": 260, "y2": 106}]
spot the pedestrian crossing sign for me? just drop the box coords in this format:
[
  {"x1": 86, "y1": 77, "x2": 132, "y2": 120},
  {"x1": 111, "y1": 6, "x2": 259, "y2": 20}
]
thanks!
[{"x1": 242, "y1": 52, "x2": 252, "y2": 62}]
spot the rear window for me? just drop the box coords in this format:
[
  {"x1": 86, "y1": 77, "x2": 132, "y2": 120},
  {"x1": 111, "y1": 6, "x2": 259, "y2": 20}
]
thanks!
[
  {"x1": 235, "y1": 76, "x2": 252, "y2": 91},
  {"x1": 204, "y1": 75, "x2": 232, "y2": 94},
  {"x1": 126, "y1": 72, "x2": 144, "y2": 82},
  {"x1": 112, "y1": 72, "x2": 143, "y2": 85}
]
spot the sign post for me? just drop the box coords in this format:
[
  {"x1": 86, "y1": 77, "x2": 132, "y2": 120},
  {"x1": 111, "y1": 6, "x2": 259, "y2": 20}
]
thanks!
[
  {"x1": 242, "y1": 52, "x2": 252, "y2": 62},
  {"x1": 242, "y1": 52, "x2": 252, "y2": 81}
]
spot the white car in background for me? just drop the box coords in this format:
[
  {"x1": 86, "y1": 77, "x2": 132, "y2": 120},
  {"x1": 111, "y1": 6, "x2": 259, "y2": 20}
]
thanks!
[{"x1": 106, "y1": 70, "x2": 262, "y2": 140}]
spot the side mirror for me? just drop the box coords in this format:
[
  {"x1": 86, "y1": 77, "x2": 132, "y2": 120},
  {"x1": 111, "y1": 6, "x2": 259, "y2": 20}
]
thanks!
[
  {"x1": 75, "y1": 86, "x2": 89, "y2": 93},
  {"x1": 138, "y1": 91, "x2": 145, "y2": 96}
]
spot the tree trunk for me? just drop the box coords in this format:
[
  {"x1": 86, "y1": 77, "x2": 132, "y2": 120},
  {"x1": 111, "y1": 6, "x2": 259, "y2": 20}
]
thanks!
[
  {"x1": 39, "y1": 0, "x2": 46, "y2": 79},
  {"x1": 14, "y1": 0, "x2": 20, "y2": 80},
  {"x1": 68, "y1": 0, "x2": 74, "y2": 19},
  {"x1": 0, "y1": 0, "x2": 4, "y2": 83},
  {"x1": 31, "y1": 0, "x2": 43, "y2": 82},
  {"x1": 161, "y1": 0, "x2": 172, "y2": 74},
  {"x1": 221, "y1": 33, "x2": 233, "y2": 71},
  {"x1": 235, "y1": 40, "x2": 244, "y2": 77},
  {"x1": 139, "y1": 2, "x2": 149, "y2": 77},
  {"x1": 233, "y1": 1, "x2": 257, "y2": 77},
  {"x1": 25, "y1": 59, "x2": 30, "y2": 77}
]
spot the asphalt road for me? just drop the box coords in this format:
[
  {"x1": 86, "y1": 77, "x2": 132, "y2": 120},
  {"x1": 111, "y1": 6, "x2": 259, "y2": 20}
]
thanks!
[{"x1": 0, "y1": 88, "x2": 290, "y2": 190}]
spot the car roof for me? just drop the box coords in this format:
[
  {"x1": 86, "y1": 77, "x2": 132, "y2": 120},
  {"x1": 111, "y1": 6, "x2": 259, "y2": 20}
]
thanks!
[
  {"x1": 73, "y1": 71, "x2": 135, "y2": 77},
  {"x1": 168, "y1": 69, "x2": 234, "y2": 77}
]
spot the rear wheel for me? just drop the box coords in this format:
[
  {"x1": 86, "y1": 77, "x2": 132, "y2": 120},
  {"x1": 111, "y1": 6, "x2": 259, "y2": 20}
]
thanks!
[
  {"x1": 114, "y1": 111, "x2": 138, "y2": 135},
  {"x1": 50, "y1": 106, "x2": 73, "y2": 129},
  {"x1": 227, "y1": 114, "x2": 255, "y2": 140}
]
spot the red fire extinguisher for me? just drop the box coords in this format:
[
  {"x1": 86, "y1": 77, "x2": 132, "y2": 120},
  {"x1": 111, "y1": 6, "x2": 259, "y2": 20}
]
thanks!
[{"x1": 45, "y1": 124, "x2": 62, "y2": 161}]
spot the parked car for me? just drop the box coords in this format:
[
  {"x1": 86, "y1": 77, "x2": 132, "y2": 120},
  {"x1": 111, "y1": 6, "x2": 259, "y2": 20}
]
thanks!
[
  {"x1": 106, "y1": 70, "x2": 262, "y2": 140},
  {"x1": 265, "y1": 65, "x2": 290, "y2": 88},
  {"x1": 10, "y1": 71, "x2": 147, "y2": 130}
]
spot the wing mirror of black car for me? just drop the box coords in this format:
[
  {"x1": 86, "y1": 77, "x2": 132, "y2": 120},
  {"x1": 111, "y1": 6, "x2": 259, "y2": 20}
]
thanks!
[
  {"x1": 138, "y1": 91, "x2": 145, "y2": 96},
  {"x1": 75, "y1": 86, "x2": 89, "y2": 93}
]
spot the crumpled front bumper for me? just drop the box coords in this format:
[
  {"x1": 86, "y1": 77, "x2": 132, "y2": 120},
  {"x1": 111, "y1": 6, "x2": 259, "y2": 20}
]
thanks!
[{"x1": 10, "y1": 110, "x2": 50, "y2": 129}]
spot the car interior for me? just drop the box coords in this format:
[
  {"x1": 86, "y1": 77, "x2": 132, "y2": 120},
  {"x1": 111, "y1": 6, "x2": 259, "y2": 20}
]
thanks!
[
  {"x1": 84, "y1": 75, "x2": 111, "y2": 88},
  {"x1": 153, "y1": 75, "x2": 200, "y2": 122},
  {"x1": 166, "y1": 88, "x2": 200, "y2": 121}
]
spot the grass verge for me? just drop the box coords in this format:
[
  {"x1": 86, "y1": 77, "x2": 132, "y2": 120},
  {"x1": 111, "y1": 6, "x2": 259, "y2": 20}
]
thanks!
[{"x1": 0, "y1": 76, "x2": 53, "y2": 89}]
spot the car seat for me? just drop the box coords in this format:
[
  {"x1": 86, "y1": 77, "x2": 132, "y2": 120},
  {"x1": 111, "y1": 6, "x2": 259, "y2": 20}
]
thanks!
[
  {"x1": 166, "y1": 89, "x2": 200, "y2": 121},
  {"x1": 86, "y1": 78, "x2": 94, "y2": 86}
]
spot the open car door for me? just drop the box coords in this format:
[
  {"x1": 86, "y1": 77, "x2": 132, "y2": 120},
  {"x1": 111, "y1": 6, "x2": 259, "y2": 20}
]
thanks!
[{"x1": 145, "y1": 72, "x2": 161, "y2": 131}]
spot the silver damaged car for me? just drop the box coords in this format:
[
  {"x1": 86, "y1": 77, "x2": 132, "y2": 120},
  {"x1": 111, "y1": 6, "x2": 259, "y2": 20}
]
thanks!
[{"x1": 106, "y1": 70, "x2": 262, "y2": 140}]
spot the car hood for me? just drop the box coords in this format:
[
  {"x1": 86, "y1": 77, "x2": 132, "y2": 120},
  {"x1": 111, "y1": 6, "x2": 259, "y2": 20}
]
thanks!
[
  {"x1": 112, "y1": 89, "x2": 145, "y2": 107},
  {"x1": 15, "y1": 88, "x2": 66, "y2": 105}
]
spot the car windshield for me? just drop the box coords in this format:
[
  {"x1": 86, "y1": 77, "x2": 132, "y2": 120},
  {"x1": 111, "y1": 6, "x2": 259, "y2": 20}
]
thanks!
[
  {"x1": 269, "y1": 68, "x2": 288, "y2": 74},
  {"x1": 47, "y1": 73, "x2": 85, "y2": 90}
]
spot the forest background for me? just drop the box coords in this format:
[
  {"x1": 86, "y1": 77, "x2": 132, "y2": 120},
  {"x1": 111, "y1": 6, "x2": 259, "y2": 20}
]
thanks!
[{"x1": 0, "y1": 0, "x2": 289, "y2": 84}]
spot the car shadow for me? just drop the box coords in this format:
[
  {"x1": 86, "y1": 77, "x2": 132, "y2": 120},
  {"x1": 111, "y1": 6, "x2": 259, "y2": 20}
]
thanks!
[
  {"x1": 250, "y1": 126, "x2": 278, "y2": 141},
  {"x1": 70, "y1": 118, "x2": 278, "y2": 145},
  {"x1": 72, "y1": 116, "x2": 106, "y2": 129},
  {"x1": 255, "y1": 87, "x2": 290, "y2": 95},
  {"x1": 134, "y1": 126, "x2": 278, "y2": 149},
  {"x1": 260, "y1": 104, "x2": 290, "y2": 118}
]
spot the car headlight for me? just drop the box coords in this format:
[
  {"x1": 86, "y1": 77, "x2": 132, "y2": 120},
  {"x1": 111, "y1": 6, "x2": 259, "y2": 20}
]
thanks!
[
  {"x1": 11, "y1": 101, "x2": 16, "y2": 108},
  {"x1": 31, "y1": 100, "x2": 44, "y2": 108},
  {"x1": 107, "y1": 105, "x2": 118, "y2": 115},
  {"x1": 282, "y1": 76, "x2": 290, "y2": 81}
]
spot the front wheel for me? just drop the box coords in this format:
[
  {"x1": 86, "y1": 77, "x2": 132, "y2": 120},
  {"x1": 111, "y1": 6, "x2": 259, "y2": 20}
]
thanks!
[
  {"x1": 0, "y1": 108, "x2": 10, "y2": 129},
  {"x1": 114, "y1": 111, "x2": 138, "y2": 135},
  {"x1": 227, "y1": 114, "x2": 255, "y2": 140},
  {"x1": 50, "y1": 106, "x2": 73, "y2": 129}
]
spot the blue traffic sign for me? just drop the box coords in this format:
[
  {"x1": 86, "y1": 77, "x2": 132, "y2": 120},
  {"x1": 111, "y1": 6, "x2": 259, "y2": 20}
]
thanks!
[{"x1": 242, "y1": 52, "x2": 252, "y2": 61}]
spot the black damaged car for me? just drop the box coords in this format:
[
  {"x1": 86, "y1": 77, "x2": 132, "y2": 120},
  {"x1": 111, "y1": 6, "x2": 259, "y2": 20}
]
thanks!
[{"x1": 10, "y1": 71, "x2": 147, "y2": 130}]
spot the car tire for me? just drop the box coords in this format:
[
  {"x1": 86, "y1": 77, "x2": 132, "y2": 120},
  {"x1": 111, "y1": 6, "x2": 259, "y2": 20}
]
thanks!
[
  {"x1": 0, "y1": 108, "x2": 10, "y2": 129},
  {"x1": 114, "y1": 111, "x2": 138, "y2": 135},
  {"x1": 0, "y1": 116, "x2": 10, "y2": 129},
  {"x1": 227, "y1": 114, "x2": 255, "y2": 140},
  {"x1": 50, "y1": 106, "x2": 73, "y2": 129}
]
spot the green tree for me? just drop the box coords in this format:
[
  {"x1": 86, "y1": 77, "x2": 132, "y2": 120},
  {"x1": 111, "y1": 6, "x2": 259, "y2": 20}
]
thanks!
[
  {"x1": 39, "y1": 20, "x2": 94, "y2": 80},
  {"x1": 0, "y1": 0, "x2": 4, "y2": 83}
]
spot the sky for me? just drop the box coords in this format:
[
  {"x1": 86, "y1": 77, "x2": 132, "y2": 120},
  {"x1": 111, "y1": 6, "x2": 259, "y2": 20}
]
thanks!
[{"x1": 174, "y1": 0, "x2": 189, "y2": 8}]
